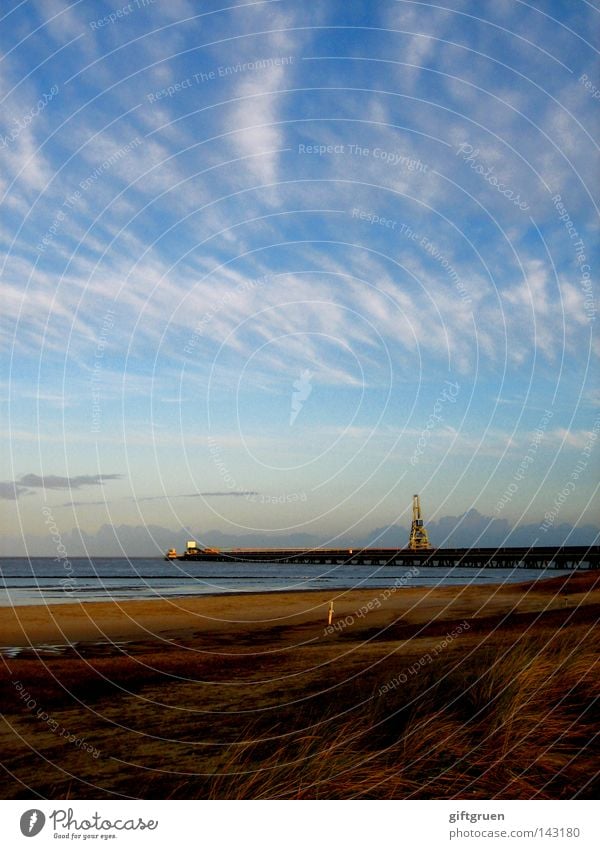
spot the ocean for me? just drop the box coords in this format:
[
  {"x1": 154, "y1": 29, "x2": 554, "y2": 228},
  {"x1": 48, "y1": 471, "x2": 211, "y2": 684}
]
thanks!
[{"x1": 0, "y1": 556, "x2": 572, "y2": 607}]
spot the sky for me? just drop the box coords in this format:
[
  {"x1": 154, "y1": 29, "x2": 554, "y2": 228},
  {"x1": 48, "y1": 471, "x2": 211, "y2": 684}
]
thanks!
[{"x1": 1, "y1": 0, "x2": 599, "y2": 555}]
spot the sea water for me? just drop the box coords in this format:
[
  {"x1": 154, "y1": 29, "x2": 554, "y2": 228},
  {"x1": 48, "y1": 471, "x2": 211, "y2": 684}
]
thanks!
[{"x1": 0, "y1": 556, "x2": 571, "y2": 607}]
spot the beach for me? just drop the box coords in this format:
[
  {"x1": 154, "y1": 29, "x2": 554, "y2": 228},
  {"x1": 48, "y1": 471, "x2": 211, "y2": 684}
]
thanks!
[{"x1": 0, "y1": 571, "x2": 598, "y2": 799}]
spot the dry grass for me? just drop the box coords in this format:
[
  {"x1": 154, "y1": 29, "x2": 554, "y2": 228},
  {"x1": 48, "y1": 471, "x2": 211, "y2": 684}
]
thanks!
[{"x1": 205, "y1": 631, "x2": 599, "y2": 799}]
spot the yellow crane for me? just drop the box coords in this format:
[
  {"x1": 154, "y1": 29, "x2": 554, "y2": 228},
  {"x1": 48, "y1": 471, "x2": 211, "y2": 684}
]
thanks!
[{"x1": 408, "y1": 494, "x2": 431, "y2": 550}]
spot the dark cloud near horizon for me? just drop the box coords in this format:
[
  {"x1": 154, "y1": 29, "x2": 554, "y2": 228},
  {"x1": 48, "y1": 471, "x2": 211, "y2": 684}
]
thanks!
[
  {"x1": 186, "y1": 491, "x2": 259, "y2": 498},
  {"x1": 0, "y1": 481, "x2": 32, "y2": 500},
  {"x1": 0, "y1": 473, "x2": 122, "y2": 500},
  {"x1": 61, "y1": 500, "x2": 111, "y2": 508},
  {"x1": 132, "y1": 491, "x2": 260, "y2": 502},
  {"x1": 59, "y1": 490, "x2": 261, "y2": 507},
  {"x1": 20, "y1": 473, "x2": 122, "y2": 490}
]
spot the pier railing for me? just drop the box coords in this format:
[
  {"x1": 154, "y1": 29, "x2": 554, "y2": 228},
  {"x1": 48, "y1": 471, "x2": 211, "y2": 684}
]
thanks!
[{"x1": 176, "y1": 545, "x2": 600, "y2": 569}]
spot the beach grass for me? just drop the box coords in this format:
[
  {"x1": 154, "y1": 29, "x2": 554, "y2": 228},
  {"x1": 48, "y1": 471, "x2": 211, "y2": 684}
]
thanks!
[{"x1": 206, "y1": 625, "x2": 599, "y2": 799}]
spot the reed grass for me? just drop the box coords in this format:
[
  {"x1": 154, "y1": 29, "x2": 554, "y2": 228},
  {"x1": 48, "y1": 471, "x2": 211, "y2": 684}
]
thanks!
[{"x1": 205, "y1": 631, "x2": 599, "y2": 799}]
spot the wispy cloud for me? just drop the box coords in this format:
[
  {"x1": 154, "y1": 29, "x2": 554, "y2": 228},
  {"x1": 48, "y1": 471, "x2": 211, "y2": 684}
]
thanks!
[
  {"x1": 1, "y1": 473, "x2": 123, "y2": 499},
  {"x1": 135, "y1": 490, "x2": 260, "y2": 501},
  {"x1": 19, "y1": 473, "x2": 122, "y2": 489},
  {"x1": 2, "y1": 2, "x2": 597, "y2": 540},
  {"x1": 60, "y1": 490, "x2": 260, "y2": 507}
]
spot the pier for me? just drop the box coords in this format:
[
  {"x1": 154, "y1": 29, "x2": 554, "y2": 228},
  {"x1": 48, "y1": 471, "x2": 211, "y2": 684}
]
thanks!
[{"x1": 175, "y1": 545, "x2": 600, "y2": 569}]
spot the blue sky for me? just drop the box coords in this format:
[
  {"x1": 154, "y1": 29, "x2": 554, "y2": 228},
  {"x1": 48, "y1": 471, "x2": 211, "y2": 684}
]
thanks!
[{"x1": 1, "y1": 0, "x2": 598, "y2": 554}]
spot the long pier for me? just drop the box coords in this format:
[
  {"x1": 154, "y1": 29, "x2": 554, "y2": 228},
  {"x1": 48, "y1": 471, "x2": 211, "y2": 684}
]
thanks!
[{"x1": 176, "y1": 545, "x2": 600, "y2": 569}]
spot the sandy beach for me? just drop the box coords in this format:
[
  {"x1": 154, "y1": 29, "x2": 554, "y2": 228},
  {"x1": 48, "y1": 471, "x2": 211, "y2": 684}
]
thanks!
[
  {"x1": 1, "y1": 571, "x2": 598, "y2": 799},
  {"x1": 1, "y1": 571, "x2": 593, "y2": 648}
]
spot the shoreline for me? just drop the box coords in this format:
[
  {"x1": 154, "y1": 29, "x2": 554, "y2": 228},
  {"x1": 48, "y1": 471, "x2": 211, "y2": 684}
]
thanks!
[{"x1": 0, "y1": 571, "x2": 595, "y2": 649}]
